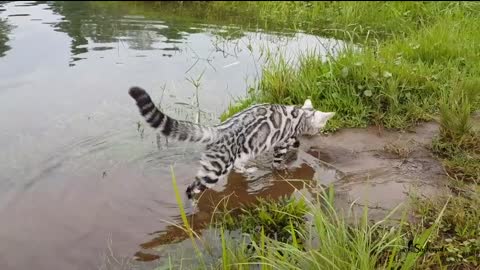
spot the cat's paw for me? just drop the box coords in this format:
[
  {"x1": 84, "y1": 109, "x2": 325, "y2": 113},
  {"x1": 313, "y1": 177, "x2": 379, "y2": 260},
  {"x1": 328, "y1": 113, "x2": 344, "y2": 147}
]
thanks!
[
  {"x1": 272, "y1": 162, "x2": 287, "y2": 171},
  {"x1": 234, "y1": 166, "x2": 246, "y2": 173},
  {"x1": 184, "y1": 196, "x2": 199, "y2": 214},
  {"x1": 235, "y1": 165, "x2": 257, "y2": 174},
  {"x1": 190, "y1": 198, "x2": 199, "y2": 209}
]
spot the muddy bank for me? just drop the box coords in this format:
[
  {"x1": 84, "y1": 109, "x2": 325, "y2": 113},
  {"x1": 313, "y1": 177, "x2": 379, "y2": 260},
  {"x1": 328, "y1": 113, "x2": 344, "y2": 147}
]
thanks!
[
  {"x1": 133, "y1": 121, "x2": 450, "y2": 264},
  {"x1": 302, "y1": 121, "x2": 450, "y2": 221}
]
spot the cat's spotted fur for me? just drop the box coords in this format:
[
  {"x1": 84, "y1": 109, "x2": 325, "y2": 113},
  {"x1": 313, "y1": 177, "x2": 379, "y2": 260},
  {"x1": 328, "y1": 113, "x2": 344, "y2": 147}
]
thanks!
[{"x1": 128, "y1": 86, "x2": 335, "y2": 200}]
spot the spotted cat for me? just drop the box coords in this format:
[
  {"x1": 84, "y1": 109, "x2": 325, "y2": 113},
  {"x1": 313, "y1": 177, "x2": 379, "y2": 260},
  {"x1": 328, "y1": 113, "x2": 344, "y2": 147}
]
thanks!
[{"x1": 128, "y1": 86, "x2": 335, "y2": 199}]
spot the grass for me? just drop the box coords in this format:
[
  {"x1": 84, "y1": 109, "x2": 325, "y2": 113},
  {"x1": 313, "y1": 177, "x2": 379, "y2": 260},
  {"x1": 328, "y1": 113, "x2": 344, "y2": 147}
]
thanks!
[
  {"x1": 383, "y1": 139, "x2": 415, "y2": 159},
  {"x1": 213, "y1": 2, "x2": 480, "y2": 132},
  {"x1": 160, "y1": 182, "x2": 463, "y2": 270},
  {"x1": 221, "y1": 30, "x2": 480, "y2": 132},
  {"x1": 77, "y1": 2, "x2": 480, "y2": 137},
  {"x1": 156, "y1": 175, "x2": 480, "y2": 270},
  {"x1": 432, "y1": 120, "x2": 480, "y2": 184},
  {"x1": 430, "y1": 77, "x2": 480, "y2": 183},
  {"x1": 151, "y1": 2, "x2": 479, "y2": 42},
  {"x1": 214, "y1": 195, "x2": 309, "y2": 245},
  {"x1": 407, "y1": 184, "x2": 480, "y2": 269}
]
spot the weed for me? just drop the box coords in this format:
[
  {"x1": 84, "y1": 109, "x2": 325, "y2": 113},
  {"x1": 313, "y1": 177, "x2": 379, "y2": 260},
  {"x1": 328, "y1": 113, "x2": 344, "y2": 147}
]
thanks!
[{"x1": 384, "y1": 139, "x2": 416, "y2": 159}]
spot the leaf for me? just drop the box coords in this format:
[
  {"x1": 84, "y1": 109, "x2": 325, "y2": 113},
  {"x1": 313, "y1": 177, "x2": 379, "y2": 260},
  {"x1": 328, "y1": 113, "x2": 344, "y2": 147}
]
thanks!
[
  {"x1": 364, "y1": 90, "x2": 373, "y2": 97},
  {"x1": 401, "y1": 197, "x2": 451, "y2": 270},
  {"x1": 323, "y1": 71, "x2": 334, "y2": 79}
]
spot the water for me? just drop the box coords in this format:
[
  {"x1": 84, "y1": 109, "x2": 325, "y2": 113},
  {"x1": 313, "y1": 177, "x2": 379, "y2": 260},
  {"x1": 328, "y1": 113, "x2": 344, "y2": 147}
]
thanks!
[{"x1": 0, "y1": 2, "x2": 345, "y2": 269}]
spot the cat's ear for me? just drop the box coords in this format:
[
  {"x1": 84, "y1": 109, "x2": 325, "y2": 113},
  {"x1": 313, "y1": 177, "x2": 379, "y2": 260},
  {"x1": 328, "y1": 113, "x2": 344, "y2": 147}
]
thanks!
[
  {"x1": 302, "y1": 99, "x2": 313, "y2": 109},
  {"x1": 315, "y1": 111, "x2": 335, "y2": 124},
  {"x1": 320, "y1": 112, "x2": 335, "y2": 121},
  {"x1": 322, "y1": 112, "x2": 335, "y2": 119}
]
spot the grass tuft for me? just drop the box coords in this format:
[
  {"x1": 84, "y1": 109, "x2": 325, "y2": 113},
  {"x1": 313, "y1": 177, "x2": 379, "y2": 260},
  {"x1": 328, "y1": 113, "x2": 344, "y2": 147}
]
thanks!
[{"x1": 164, "y1": 185, "x2": 454, "y2": 270}]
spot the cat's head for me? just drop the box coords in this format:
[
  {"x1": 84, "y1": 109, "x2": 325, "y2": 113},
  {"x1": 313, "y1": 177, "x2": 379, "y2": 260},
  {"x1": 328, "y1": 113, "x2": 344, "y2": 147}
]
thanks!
[{"x1": 301, "y1": 99, "x2": 335, "y2": 135}]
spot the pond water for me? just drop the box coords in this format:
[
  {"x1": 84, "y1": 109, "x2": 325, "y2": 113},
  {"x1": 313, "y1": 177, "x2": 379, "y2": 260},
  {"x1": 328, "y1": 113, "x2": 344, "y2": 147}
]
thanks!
[{"x1": 0, "y1": 2, "x2": 346, "y2": 269}]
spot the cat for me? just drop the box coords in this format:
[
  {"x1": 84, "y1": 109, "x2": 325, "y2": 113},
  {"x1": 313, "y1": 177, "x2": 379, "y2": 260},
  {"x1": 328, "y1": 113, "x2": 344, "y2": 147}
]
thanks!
[{"x1": 128, "y1": 86, "x2": 335, "y2": 200}]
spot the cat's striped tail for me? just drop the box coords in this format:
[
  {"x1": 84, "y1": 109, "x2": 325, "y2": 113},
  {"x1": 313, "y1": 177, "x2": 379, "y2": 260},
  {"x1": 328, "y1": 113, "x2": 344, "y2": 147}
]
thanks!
[{"x1": 129, "y1": 86, "x2": 218, "y2": 143}]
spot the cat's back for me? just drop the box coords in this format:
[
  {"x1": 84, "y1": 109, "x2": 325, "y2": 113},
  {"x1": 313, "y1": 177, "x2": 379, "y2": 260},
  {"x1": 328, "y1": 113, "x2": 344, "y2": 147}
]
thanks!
[
  {"x1": 217, "y1": 103, "x2": 295, "y2": 132},
  {"x1": 217, "y1": 103, "x2": 274, "y2": 129}
]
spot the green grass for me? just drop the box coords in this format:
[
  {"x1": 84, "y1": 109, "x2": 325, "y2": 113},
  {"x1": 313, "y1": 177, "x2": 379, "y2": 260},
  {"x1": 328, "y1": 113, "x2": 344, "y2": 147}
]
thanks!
[
  {"x1": 152, "y1": 2, "x2": 479, "y2": 42},
  {"x1": 407, "y1": 184, "x2": 480, "y2": 269},
  {"x1": 222, "y1": 26, "x2": 480, "y2": 132},
  {"x1": 431, "y1": 77, "x2": 480, "y2": 183},
  {"x1": 214, "y1": 2, "x2": 480, "y2": 132},
  {"x1": 158, "y1": 177, "x2": 479, "y2": 270},
  {"x1": 80, "y1": 2, "x2": 480, "y2": 137},
  {"x1": 160, "y1": 183, "x2": 460, "y2": 270},
  {"x1": 214, "y1": 195, "x2": 309, "y2": 245}
]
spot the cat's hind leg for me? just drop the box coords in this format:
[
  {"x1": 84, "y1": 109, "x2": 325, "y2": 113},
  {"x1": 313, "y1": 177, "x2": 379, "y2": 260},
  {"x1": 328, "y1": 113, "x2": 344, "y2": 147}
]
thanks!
[{"x1": 186, "y1": 149, "x2": 233, "y2": 200}]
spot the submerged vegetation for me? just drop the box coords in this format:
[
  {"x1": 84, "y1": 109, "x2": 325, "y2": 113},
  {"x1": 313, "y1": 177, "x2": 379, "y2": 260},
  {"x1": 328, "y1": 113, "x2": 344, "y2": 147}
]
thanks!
[{"x1": 147, "y1": 2, "x2": 480, "y2": 270}]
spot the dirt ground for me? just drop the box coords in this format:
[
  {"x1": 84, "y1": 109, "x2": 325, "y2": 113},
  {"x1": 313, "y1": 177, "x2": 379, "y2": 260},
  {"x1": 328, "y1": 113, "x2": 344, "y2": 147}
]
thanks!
[{"x1": 301, "y1": 121, "x2": 450, "y2": 222}]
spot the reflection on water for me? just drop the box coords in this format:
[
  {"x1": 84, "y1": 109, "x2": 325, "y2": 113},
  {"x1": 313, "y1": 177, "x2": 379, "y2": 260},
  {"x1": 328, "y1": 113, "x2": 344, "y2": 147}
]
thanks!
[
  {"x1": 0, "y1": 1, "x2": 346, "y2": 270},
  {"x1": 47, "y1": 1, "x2": 205, "y2": 66},
  {"x1": 0, "y1": 16, "x2": 12, "y2": 57}
]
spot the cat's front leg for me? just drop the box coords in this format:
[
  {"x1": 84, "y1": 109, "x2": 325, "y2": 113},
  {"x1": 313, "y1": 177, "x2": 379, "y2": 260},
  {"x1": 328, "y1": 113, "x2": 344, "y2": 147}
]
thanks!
[
  {"x1": 272, "y1": 142, "x2": 289, "y2": 170},
  {"x1": 272, "y1": 136, "x2": 299, "y2": 170},
  {"x1": 287, "y1": 136, "x2": 300, "y2": 150},
  {"x1": 234, "y1": 154, "x2": 257, "y2": 173}
]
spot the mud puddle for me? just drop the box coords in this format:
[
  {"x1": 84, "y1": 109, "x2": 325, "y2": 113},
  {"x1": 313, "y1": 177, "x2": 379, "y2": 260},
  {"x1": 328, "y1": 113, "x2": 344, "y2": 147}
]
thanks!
[{"x1": 303, "y1": 121, "x2": 450, "y2": 221}]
